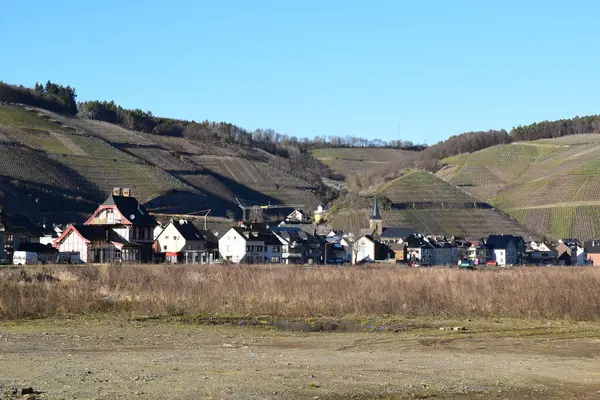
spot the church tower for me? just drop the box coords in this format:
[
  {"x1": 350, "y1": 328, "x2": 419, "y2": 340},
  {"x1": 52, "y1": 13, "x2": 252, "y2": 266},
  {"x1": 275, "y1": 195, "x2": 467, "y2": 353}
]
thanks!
[{"x1": 369, "y1": 196, "x2": 383, "y2": 236}]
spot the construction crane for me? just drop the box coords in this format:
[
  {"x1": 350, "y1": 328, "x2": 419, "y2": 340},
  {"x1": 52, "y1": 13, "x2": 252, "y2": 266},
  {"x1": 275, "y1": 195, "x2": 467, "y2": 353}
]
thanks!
[{"x1": 235, "y1": 198, "x2": 304, "y2": 222}]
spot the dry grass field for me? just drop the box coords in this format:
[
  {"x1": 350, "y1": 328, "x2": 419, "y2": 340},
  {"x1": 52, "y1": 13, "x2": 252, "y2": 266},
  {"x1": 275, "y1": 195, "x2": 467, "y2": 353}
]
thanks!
[
  {"x1": 4, "y1": 265, "x2": 600, "y2": 399},
  {"x1": 2, "y1": 265, "x2": 600, "y2": 320}
]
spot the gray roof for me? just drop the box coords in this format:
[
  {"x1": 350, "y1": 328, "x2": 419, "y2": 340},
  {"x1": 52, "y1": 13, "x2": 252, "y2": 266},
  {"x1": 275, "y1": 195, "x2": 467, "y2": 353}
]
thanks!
[
  {"x1": 380, "y1": 227, "x2": 417, "y2": 239},
  {"x1": 102, "y1": 195, "x2": 157, "y2": 226},
  {"x1": 585, "y1": 240, "x2": 600, "y2": 254},
  {"x1": 71, "y1": 225, "x2": 136, "y2": 246},
  {"x1": 1, "y1": 213, "x2": 44, "y2": 237},
  {"x1": 271, "y1": 226, "x2": 311, "y2": 241},
  {"x1": 230, "y1": 226, "x2": 281, "y2": 246},
  {"x1": 405, "y1": 234, "x2": 433, "y2": 249},
  {"x1": 486, "y1": 235, "x2": 524, "y2": 250},
  {"x1": 171, "y1": 220, "x2": 205, "y2": 241}
]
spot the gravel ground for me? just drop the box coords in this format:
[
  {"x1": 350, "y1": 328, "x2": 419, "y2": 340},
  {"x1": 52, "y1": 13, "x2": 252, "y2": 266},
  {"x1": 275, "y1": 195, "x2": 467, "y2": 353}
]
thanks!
[{"x1": 1, "y1": 317, "x2": 600, "y2": 399}]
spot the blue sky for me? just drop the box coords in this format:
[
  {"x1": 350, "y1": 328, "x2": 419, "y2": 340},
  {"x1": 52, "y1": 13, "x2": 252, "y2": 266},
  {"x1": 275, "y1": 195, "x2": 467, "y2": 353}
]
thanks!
[{"x1": 2, "y1": 1, "x2": 599, "y2": 143}]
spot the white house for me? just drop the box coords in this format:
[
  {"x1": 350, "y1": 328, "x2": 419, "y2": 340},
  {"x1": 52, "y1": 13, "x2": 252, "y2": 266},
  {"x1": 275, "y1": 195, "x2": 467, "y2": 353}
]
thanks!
[
  {"x1": 218, "y1": 226, "x2": 282, "y2": 264},
  {"x1": 155, "y1": 219, "x2": 217, "y2": 264},
  {"x1": 53, "y1": 224, "x2": 134, "y2": 263},
  {"x1": 154, "y1": 223, "x2": 165, "y2": 240},
  {"x1": 54, "y1": 190, "x2": 158, "y2": 263},
  {"x1": 285, "y1": 209, "x2": 308, "y2": 223},
  {"x1": 353, "y1": 235, "x2": 376, "y2": 264},
  {"x1": 486, "y1": 235, "x2": 525, "y2": 266},
  {"x1": 83, "y1": 190, "x2": 157, "y2": 262},
  {"x1": 352, "y1": 235, "x2": 393, "y2": 264}
]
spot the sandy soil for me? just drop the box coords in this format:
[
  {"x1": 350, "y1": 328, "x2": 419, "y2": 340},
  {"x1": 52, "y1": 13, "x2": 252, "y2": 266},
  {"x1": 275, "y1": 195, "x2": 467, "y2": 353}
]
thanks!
[{"x1": 2, "y1": 317, "x2": 600, "y2": 399}]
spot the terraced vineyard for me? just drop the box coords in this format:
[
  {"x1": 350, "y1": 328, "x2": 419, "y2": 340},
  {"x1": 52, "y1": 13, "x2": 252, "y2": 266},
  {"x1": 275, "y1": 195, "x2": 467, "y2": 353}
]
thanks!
[
  {"x1": 436, "y1": 144, "x2": 556, "y2": 199},
  {"x1": 0, "y1": 105, "x2": 64, "y2": 130},
  {"x1": 328, "y1": 207, "x2": 534, "y2": 238},
  {"x1": 507, "y1": 205, "x2": 600, "y2": 241},
  {"x1": 378, "y1": 170, "x2": 474, "y2": 203},
  {"x1": 311, "y1": 147, "x2": 416, "y2": 178},
  {"x1": 0, "y1": 127, "x2": 74, "y2": 154},
  {"x1": 47, "y1": 155, "x2": 199, "y2": 203},
  {"x1": 62, "y1": 117, "x2": 156, "y2": 145},
  {"x1": 183, "y1": 156, "x2": 321, "y2": 210},
  {"x1": 0, "y1": 145, "x2": 84, "y2": 190},
  {"x1": 325, "y1": 168, "x2": 534, "y2": 238},
  {"x1": 437, "y1": 136, "x2": 600, "y2": 240},
  {"x1": 125, "y1": 146, "x2": 197, "y2": 171},
  {"x1": 178, "y1": 173, "x2": 237, "y2": 202},
  {"x1": 0, "y1": 105, "x2": 322, "y2": 221}
]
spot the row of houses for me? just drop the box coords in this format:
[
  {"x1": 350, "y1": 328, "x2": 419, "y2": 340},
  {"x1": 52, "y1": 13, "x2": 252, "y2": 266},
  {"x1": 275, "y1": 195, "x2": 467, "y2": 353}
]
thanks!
[{"x1": 0, "y1": 190, "x2": 598, "y2": 267}]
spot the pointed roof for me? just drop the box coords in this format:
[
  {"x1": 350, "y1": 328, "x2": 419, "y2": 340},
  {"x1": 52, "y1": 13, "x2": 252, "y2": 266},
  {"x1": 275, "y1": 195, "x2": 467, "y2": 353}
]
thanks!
[
  {"x1": 101, "y1": 195, "x2": 157, "y2": 226},
  {"x1": 54, "y1": 224, "x2": 137, "y2": 247},
  {"x1": 370, "y1": 196, "x2": 382, "y2": 220}
]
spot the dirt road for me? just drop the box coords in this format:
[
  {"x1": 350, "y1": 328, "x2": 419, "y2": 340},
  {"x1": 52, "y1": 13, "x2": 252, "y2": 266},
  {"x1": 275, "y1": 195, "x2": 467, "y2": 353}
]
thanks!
[{"x1": 1, "y1": 317, "x2": 600, "y2": 399}]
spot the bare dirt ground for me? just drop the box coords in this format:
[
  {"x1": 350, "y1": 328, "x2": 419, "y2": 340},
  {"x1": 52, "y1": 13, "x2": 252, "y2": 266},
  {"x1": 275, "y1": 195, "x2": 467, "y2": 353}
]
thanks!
[{"x1": 2, "y1": 316, "x2": 600, "y2": 399}]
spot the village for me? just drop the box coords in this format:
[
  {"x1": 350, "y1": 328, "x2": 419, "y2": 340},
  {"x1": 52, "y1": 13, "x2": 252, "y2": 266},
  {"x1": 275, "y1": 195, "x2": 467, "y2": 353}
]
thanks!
[{"x1": 0, "y1": 187, "x2": 598, "y2": 268}]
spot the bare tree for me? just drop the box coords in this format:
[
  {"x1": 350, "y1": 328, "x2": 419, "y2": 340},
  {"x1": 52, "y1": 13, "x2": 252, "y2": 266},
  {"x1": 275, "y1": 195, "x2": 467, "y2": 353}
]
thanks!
[{"x1": 248, "y1": 207, "x2": 264, "y2": 223}]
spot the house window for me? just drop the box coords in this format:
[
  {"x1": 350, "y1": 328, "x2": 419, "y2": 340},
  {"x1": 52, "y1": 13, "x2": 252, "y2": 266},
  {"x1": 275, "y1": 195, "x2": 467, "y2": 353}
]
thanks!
[
  {"x1": 271, "y1": 256, "x2": 280, "y2": 263},
  {"x1": 272, "y1": 246, "x2": 280, "y2": 253},
  {"x1": 247, "y1": 245, "x2": 254, "y2": 252},
  {"x1": 226, "y1": 245, "x2": 232, "y2": 252},
  {"x1": 163, "y1": 245, "x2": 167, "y2": 250},
  {"x1": 165, "y1": 236, "x2": 169, "y2": 239},
  {"x1": 256, "y1": 245, "x2": 264, "y2": 252}
]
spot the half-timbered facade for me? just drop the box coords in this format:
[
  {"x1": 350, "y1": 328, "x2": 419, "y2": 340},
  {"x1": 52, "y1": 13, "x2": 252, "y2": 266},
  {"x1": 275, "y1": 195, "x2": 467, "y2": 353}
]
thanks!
[{"x1": 53, "y1": 189, "x2": 157, "y2": 263}]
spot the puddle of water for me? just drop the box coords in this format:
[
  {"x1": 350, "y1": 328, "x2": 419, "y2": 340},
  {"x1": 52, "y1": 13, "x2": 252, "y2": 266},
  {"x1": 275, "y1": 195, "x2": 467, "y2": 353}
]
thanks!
[{"x1": 235, "y1": 318, "x2": 396, "y2": 332}]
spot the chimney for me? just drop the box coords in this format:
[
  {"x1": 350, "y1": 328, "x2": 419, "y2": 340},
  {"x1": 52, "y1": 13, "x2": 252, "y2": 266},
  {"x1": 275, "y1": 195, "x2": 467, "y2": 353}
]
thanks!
[
  {"x1": 112, "y1": 187, "x2": 122, "y2": 196},
  {"x1": 122, "y1": 188, "x2": 131, "y2": 197}
]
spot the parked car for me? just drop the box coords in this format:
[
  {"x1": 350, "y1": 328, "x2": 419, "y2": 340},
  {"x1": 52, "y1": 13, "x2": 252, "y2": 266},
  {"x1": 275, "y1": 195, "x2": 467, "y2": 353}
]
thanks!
[{"x1": 56, "y1": 252, "x2": 83, "y2": 264}]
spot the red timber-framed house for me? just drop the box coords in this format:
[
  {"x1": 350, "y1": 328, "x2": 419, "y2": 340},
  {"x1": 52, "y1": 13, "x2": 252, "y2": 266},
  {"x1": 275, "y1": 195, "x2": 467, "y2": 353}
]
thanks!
[{"x1": 53, "y1": 188, "x2": 157, "y2": 263}]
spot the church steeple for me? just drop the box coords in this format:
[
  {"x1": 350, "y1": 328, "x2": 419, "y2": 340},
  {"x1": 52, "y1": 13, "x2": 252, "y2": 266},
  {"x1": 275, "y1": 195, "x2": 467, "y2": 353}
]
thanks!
[
  {"x1": 369, "y1": 196, "x2": 383, "y2": 236},
  {"x1": 371, "y1": 196, "x2": 382, "y2": 220}
]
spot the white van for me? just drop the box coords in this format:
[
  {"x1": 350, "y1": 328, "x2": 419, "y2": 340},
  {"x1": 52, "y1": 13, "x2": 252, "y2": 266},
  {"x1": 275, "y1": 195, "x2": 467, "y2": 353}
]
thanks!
[{"x1": 12, "y1": 251, "x2": 40, "y2": 265}]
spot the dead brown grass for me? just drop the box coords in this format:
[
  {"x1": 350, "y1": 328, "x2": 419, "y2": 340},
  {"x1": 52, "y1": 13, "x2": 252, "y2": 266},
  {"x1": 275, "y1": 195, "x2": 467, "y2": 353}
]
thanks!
[{"x1": 1, "y1": 265, "x2": 600, "y2": 320}]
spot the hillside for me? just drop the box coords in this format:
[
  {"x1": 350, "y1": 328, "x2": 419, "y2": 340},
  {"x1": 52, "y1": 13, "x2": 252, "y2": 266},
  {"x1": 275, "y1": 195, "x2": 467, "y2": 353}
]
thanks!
[
  {"x1": 310, "y1": 147, "x2": 417, "y2": 179},
  {"x1": 436, "y1": 135, "x2": 600, "y2": 240},
  {"x1": 0, "y1": 105, "x2": 321, "y2": 225},
  {"x1": 327, "y1": 171, "x2": 535, "y2": 239}
]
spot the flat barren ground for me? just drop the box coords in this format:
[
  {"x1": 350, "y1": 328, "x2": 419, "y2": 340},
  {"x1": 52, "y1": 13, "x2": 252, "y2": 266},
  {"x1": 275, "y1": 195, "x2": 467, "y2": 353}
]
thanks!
[{"x1": 2, "y1": 317, "x2": 600, "y2": 399}]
